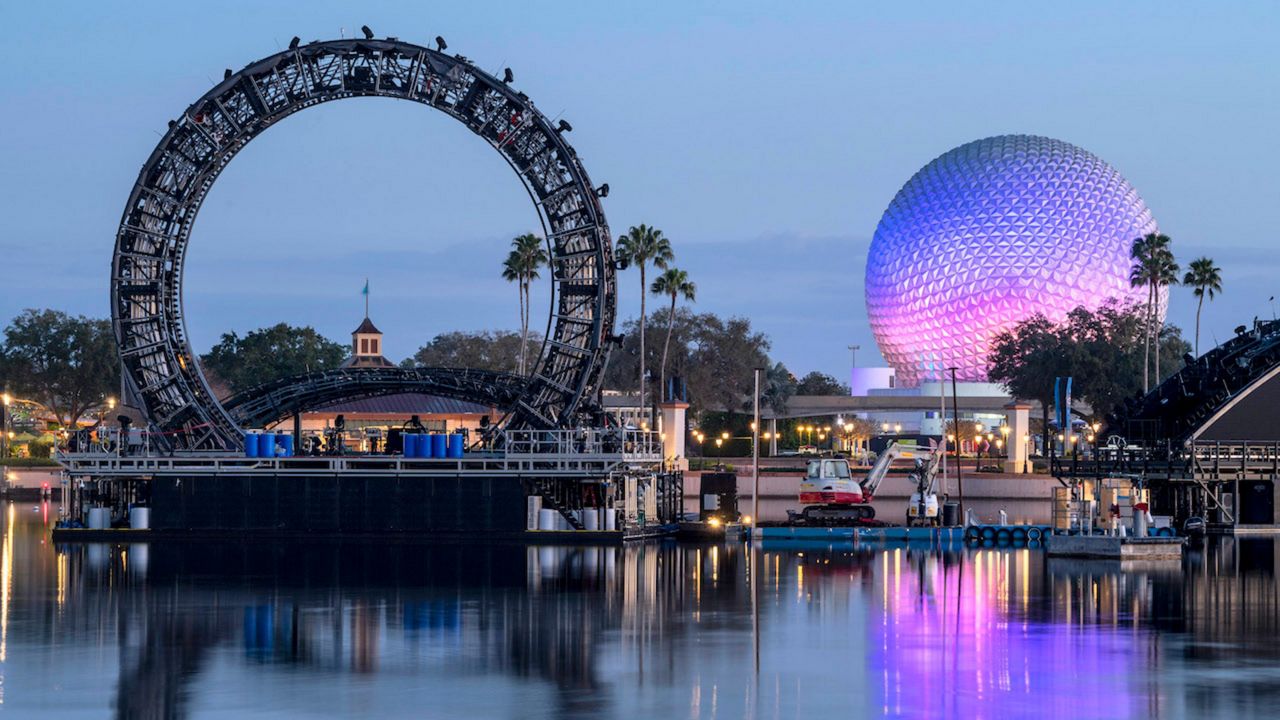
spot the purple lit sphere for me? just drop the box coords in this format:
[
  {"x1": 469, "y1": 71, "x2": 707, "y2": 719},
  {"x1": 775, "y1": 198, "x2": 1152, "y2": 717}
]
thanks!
[{"x1": 866, "y1": 134, "x2": 1162, "y2": 387}]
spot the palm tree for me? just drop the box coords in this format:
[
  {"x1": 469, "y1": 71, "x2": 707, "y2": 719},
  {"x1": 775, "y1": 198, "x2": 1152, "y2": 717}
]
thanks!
[
  {"x1": 1183, "y1": 256, "x2": 1223, "y2": 357},
  {"x1": 501, "y1": 254, "x2": 524, "y2": 372},
  {"x1": 1129, "y1": 233, "x2": 1178, "y2": 392},
  {"x1": 615, "y1": 224, "x2": 673, "y2": 421},
  {"x1": 650, "y1": 267, "x2": 696, "y2": 400},
  {"x1": 501, "y1": 233, "x2": 548, "y2": 375}
]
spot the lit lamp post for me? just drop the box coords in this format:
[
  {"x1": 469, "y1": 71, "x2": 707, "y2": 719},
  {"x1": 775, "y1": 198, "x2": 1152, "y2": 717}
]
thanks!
[
  {"x1": 714, "y1": 437, "x2": 723, "y2": 463},
  {"x1": 1, "y1": 392, "x2": 10, "y2": 460},
  {"x1": 999, "y1": 424, "x2": 1010, "y2": 459}
]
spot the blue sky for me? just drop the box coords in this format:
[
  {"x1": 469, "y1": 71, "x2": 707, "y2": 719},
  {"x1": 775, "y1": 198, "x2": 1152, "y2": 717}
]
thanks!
[{"x1": 1, "y1": 1, "x2": 1277, "y2": 380}]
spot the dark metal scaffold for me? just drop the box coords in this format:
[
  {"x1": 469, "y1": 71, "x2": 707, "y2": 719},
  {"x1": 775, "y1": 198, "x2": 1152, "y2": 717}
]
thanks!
[{"x1": 112, "y1": 37, "x2": 616, "y2": 451}]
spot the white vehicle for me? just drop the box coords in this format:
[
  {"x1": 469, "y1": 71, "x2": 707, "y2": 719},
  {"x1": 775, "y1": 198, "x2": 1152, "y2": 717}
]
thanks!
[{"x1": 798, "y1": 440, "x2": 943, "y2": 523}]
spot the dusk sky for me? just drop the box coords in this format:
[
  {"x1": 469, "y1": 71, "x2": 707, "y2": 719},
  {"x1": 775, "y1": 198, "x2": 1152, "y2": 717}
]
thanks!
[{"x1": 2, "y1": 2, "x2": 1277, "y2": 381}]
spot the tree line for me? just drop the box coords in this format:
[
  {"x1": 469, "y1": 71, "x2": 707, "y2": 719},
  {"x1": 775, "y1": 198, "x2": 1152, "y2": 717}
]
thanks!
[{"x1": 989, "y1": 232, "x2": 1223, "y2": 447}]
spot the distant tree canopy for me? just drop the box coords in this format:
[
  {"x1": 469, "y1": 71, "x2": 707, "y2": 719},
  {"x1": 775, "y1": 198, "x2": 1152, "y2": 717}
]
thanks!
[
  {"x1": 0, "y1": 309, "x2": 118, "y2": 427},
  {"x1": 402, "y1": 330, "x2": 540, "y2": 374},
  {"x1": 795, "y1": 370, "x2": 850, "y2": 396},
  {"x1": 988, "y1": 301, "x2": 1191, "y2": 443},
  {"x1": 603, "y1": 309, "x2": 771, "y2": 415},
  {"x1": 201, "y1": 323, "x2": 348, "y2": 392}
]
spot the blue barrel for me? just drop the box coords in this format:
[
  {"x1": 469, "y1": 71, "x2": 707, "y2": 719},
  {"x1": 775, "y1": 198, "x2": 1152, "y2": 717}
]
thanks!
[
  {"x1": 276, "y1": 434, "x2": 294, "y2": 458},
  {"x1": 404, "y1": 434, "x2": 419, "y2": 458},
  {"x1": 431, "y1": 434, "x2": 447, "y2": 458},
  {"x1": 447, "y1": 433, "x2": 464, "y2": 458},
  {"x1": 244, "y1": 432, "x2": 260, "y2": 458},
  {"x1": 258, "y1": 433, "x2": 276, "y2": 458}
]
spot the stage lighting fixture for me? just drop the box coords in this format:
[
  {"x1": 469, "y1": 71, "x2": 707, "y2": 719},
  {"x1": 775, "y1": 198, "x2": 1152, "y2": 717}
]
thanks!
[
  {"x1": 361, "y1": 25, "x2": 374, "y2": 40},
  {"x1": 503, "y1": 68, "x2": 514, "y2": 83},
  {"x1": 436, "y1": 36, "x2": 448, "y2": 51}
]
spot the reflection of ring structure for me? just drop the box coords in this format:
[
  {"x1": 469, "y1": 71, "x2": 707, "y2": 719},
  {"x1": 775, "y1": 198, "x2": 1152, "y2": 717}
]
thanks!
[{"x1": 112, "y1": 38, "x2": 616, "y2": 450}]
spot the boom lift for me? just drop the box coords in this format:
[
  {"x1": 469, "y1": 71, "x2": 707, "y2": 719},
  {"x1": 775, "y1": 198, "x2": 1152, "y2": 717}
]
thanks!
[{"x1": 797, "y1": 441, "x2": 944, "y2": 524}]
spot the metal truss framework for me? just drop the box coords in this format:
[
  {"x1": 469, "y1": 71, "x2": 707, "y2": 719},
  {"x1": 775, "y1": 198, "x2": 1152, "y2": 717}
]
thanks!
[
  {"x1": 1110, "y1": 318, "x2": 1280, "y2": 448},
  {"x1": 112, "y1": 38, "x2": 616, "y2": 450},
  {"x1": 222, "y1": 366, "x2": 527, "y2": 430}
]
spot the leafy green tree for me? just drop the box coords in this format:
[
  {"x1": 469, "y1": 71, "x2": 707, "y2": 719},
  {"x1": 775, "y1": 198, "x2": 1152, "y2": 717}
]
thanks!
[
  {"x1": 795, "y1": 371, "x2": 850, "y2": 396},
  {"x1": 201, "y1": 323, "x2": 347, "y2": 392},
  {"x1": 0, "y1": 309, "x2": 118, "y2": 427},
  {"x1": 1156, "y1": 324, "x2": 1193, "y2": 384},
  {"x1": 603, "y1": 310, "x2": 771, "y2": 416},
  {"x1": 990, "y1": 302, "x2": 1193, "y2": 442},
  {"x1": 649, "y1": 266, "x2": 696, "y2": 400},
  {"x1": 615, "y1": 224, "x2": 674, "y2": 416},
  {"x1": 762, "y1": 362, "x2": 797, "y2": 417},
  {"x1": 402, "y1": 330, "x2": 538, "y2": 374},
  {"x1": 1129, "y1": 233, "x2": 1179, "y2": 392},
  {"x1": 1063, "y1": 301, "x2": 1146, "y2": 417},
  {"x1": 1182, "y1": 256, "x2": 1223, "y2": 357},
  {"x1": 987, "y1": 313, "x2": 1073, "y2": 451},
  {"x1": 501, "y1": 233, "x2": 548, "y2": 375}
]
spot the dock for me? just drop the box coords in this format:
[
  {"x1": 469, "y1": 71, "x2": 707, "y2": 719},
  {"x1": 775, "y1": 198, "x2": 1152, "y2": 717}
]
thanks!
[{"x1": 1046, "y1": 535, "x2": 1184, "y2": 560}]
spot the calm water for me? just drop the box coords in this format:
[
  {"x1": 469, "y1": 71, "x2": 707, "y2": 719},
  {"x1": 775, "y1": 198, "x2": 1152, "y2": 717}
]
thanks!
[{"x1": 2, "y1": 501, "x2": 1279, "y2": 719}]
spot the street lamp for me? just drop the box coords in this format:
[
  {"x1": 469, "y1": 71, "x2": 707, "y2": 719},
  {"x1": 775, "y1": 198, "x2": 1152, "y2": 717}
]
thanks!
[{"x1": 1, "y1": 392, "x2": 10, "y2": 460}]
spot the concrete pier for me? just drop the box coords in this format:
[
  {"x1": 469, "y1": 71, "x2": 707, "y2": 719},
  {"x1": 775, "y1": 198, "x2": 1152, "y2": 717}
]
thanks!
[{"x1": 1046, "y1": 535, "x2": 1183, "y2": 560}]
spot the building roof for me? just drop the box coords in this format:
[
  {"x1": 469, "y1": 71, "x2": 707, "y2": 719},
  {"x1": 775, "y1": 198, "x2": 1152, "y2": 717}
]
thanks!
[
  {"x1": 310, "y1": 392, "x2": 490, "y2": 416},
  {"x1": 340, "y1": 354, "x2": 397, "y2": 369},
  {"x1": 353, "y1": 317, "x2": 381, "y2": 335}
]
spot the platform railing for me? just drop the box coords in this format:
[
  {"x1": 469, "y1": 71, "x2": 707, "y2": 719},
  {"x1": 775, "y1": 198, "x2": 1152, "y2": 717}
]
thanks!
[
  {"x1": 497, "y1": 428, "x2": 662, "y2": 462},
  {"x1": 56, "y1": 425, "x2": 664, "y2": 476}
]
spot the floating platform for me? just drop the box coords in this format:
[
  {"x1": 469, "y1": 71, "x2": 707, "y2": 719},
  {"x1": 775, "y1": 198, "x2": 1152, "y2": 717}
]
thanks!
[
  {"x1": 754, "y1": 525, "x2": 966, "y2": 543},
  {"x1": 50, "y1": 527, "x2": 640, "y2": 545},
  {"x1": 1046, "y1": 534, "x2": 1183, "y2": 560}
]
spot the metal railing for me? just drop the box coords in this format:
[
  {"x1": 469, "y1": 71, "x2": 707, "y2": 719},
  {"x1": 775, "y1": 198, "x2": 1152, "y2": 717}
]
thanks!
[
  {"x1": 57, "y1": 426, "x2": 663, "y2": 477},
  {"x1": 498, "y1": 427, "x2": 662, "y2": 462}
]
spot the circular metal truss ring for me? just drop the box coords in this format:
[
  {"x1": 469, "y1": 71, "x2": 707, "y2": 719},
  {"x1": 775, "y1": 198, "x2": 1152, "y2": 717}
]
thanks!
[{"x1": 111, "y1": 38, "x2": 615, "y2": 450}]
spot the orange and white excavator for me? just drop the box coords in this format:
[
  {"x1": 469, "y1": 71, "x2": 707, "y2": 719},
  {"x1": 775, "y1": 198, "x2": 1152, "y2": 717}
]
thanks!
[{"x1": 798, "y1": 440, "x2": 944, "y2": 523}]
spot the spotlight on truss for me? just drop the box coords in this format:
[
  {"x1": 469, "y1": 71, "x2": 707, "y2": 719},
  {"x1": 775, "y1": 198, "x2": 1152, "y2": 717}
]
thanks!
[
  {"x1": 361, "y1": 25, "x2": 374, "y2": 40},
  {"x1": 435, "y1": 36, "x2": 448, "y2": 51}
]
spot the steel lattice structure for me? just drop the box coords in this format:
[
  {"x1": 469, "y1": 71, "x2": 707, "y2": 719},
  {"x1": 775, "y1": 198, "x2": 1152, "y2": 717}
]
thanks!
[
  {"x1": 222, "y1": 367, "x2": 528, "y2": 431},
  {"x1": 112, "y1": 37, "x2": 615, "y2": 450}
]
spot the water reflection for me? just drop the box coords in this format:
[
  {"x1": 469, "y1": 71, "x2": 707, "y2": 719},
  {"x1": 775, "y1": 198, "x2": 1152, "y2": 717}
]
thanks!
[{"x1": 0, "y1": 504, "x2": 1277, "y2": 718}]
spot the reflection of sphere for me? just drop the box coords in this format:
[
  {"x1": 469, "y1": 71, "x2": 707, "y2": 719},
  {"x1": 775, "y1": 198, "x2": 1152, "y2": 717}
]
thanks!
[{"x1": 867, "y1": 134, "x2": 1162, "y2": 386}]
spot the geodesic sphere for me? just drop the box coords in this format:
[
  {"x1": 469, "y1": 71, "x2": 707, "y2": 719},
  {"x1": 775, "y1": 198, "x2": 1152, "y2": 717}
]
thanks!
[{"x1": 866, "y1": 134, "x2": 1162, "y2": 387}]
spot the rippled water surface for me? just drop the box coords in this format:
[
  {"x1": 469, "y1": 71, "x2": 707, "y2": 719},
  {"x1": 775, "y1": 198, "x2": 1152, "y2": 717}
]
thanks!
[{"x1": 2, "y1": 501, "x2": 1278, "y2": 719}]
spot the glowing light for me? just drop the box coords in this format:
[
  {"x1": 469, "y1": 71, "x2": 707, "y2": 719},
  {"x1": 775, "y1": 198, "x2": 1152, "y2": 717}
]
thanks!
[{"x1": 867, "y1": 135, "x2": 1162, "y2": 385}]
